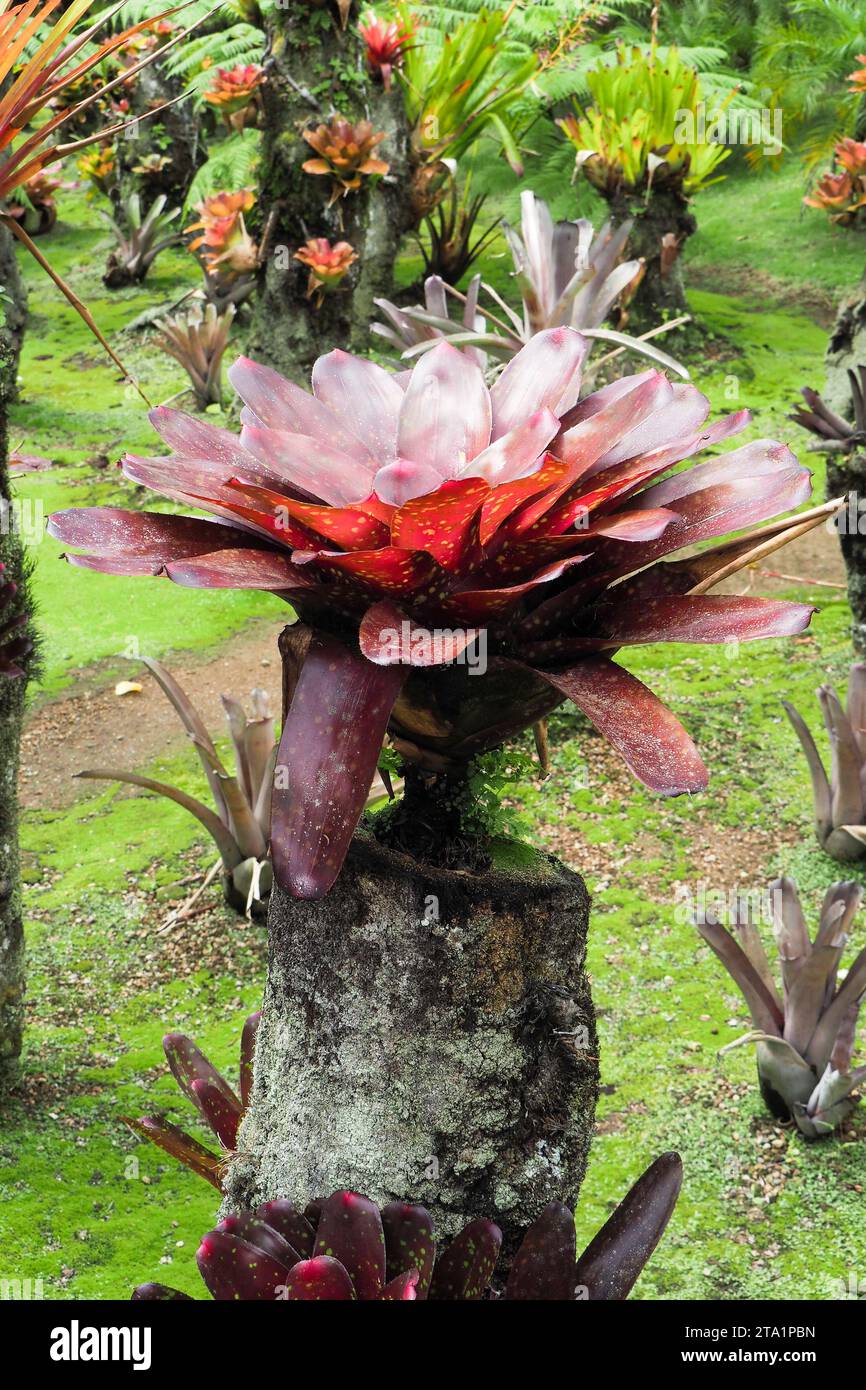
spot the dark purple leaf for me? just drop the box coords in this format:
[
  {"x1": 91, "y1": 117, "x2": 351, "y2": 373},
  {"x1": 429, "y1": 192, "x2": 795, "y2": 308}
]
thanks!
[
  {"x1": 381, "y1": 1200, "x2": 436, "y2": 1298},
  {"x1": 428, "y1": 1219, "x2": 502, "y2": 1300},
  {"x1": 505, "y1": 1201, "x2": 577, "y2": 1300},
  {"x1": 270, "y1": 633, "x2": 407, "y2": 899},
  {"x1": 196, "y1": 1231, "x2": 293, "y2": 1301},
  {"x1": 218, "y1": 1211, "x2": 302, "y2": 1267},
  {"x1": 281, "y1": 1256, "x2": 357, "y2": 1300},
  {"x1": 257, "y1": 1200, "x2": 316, "y2": 1259},
  {"x1": 312, "y1": 1192, "x2": 387, "y2": 1301},
  {"x1": 123, "y1": 1115, "x2": 223, "y2": 1189},
  {"x1": 525, "y1": 656, "x2": 708, "y2": 795},
  {"x1": 574, "y1": 1152, "x2": 683, "y2": 1300},
  {"x1": 239, "y1": 1011, "x2": 260, "y2": 1111},
  {"x1": 131, "y1": 1283, "x2": 193, "y2": 1301}
]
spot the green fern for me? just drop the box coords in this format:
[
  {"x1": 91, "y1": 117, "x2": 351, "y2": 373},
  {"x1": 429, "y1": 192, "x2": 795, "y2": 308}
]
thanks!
[
  {"x1": 185, "y1": 129, "x2": 261, "y2": 210},
  {"x1": 162, "y1": 22, "x2": 266, "y2": 91}
]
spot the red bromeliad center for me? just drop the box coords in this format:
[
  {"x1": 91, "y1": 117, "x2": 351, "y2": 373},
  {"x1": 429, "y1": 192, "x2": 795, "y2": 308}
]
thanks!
[{"x1": 49, "y1": 326, "x2": 815, "y2": 897}]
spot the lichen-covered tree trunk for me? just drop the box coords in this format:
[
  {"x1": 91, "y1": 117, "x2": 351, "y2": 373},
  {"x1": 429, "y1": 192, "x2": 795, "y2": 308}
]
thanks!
[
  {"x1": 224, "y1": 832, "x2": 598, "y2": 1251},
  {"x1": 820, "y1": 266, "x2": 866, "y2": 652},
  {"x1": 252, "y1": 6, "x2": 414, "y2": 381},
  {"x1": 611, "y1": 189, "x2": 696, "y2": 330},
  {"x1": 826, "y1": 448, "x2": 866, "y2": 653},
  {"x1": 824, "y1": 265, "x2": 866, "y2": 419},
  {"x1": 0, "y1": 223, "x2": 29, "y2": 1093}
]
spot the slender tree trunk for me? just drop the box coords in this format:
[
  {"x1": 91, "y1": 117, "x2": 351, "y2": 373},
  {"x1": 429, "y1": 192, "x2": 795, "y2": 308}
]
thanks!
[
  {"x1": 0, "y1": 224, "x2": 29, "y2": 1094},
  {"x1": 610, "y1": 189, "x2": 696, "y2": 330},
  {"x1": 224, "y1": 634, "x2": 599, "y2": 1252},
  {"x1": 824, "y1": 265, "x2": 866, "y2": 418},
  {"x1": 821, "y1": 266, "x2": 866, "y2": 651},
  {"x1": 826, "y1": 449, "x2": 866, "y2": 654},
  {"x1": 252, "y1": 6, "x2": 414, "y2": 382}
]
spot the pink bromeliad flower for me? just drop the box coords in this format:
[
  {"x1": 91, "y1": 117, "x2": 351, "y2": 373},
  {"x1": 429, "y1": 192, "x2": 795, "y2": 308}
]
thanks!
[{"x1": 51, "y1": 328, "x2": 820, "y2": 898}]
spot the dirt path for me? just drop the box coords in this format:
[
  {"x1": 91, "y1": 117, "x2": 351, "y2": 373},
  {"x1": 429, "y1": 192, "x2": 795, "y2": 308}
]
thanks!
[{"x1": 19, "y1": 618, "x2": 284, "y2": 811}]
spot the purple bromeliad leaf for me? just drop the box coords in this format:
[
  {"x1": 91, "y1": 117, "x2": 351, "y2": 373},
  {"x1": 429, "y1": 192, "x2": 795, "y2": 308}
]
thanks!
[
  {"x1": 257, "y1": 1200, "x2": 316, "y2": 1258},
  {"x1": 505, "y1": 1201, "x2": 578, "y2": 1300},
  {"x1": 312, "y1": 1192, "x2": 387, "y2": 1300},
  {"x1": 381, "y1": 1200, "x2": 436, "y2": 1298},
  {"x1": 123, "y1": 1115, "x2": 224, "y2": 1189},
  {"x1": 281, "y1": 1256, "x2": 357, "y2": 1300},
  {"x1": 428, "y1": 1219, "x2": 502, "y2": 1300},
  {"x1": 574, "y1": 1152, "x2": 683, "y2": 1300},
  {"x1": 270, "y1": 633, "x2": 407, "y2": 899},
  {"x1": 196, "y1": 1231, "x2": 293, "y2": 1301}
]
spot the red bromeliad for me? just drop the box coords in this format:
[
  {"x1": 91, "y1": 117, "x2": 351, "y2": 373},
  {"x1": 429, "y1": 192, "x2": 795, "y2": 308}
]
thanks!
[
  {"x1": 50, "y1": 328, "x2": 824, "y2": 899},
  {"x1": 359, "y1": 9, "x2": 415, "y2": 92},
  {"x1": 131, "y1": 1152, "x2": 683, "y2": 1301}
]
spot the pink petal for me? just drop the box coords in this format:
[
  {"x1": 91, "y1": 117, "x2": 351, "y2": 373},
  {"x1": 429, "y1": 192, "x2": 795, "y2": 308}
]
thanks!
[
  {"x1": 228, "y1": 356, "x2": 375, "y2": 466},
  {"x1": 593, "y1": 384, "x2": 710, "y2": 468},
  {"x1": 372, "y1": 459, "x2": 445, "y2": 506},
  {"x1": 238, "y1": 424, "x2": 374, "y2": 507},
  {"x1": 553, "y1": 371, "x2": 673, "y2": 475},
  {"x1": 462, "y1": 408, "x2": 559, "y2": 486},
  {"x1": 148, "y1": 406, "x2": 263, "y2": 471},
  {"x1": 490, "y1": 328, "x2": 588, "y2": 439},
  {"x1": 312, "y1": 349, "x2": 404, "y2": 465},
  {"x1": 636, "y1": 439, "x2": 801, "y2": 508},
  {"x1": 397, "y1": 341, "x2": 491, "y2": 478}
]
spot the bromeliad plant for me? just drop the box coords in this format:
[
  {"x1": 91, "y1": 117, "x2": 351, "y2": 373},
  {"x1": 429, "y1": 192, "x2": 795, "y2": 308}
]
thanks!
[
  {"x1": 101, "y1": 190, "x2": 182, "y2": 287},
  {"x1": 301, "y1": 116, "x2": 389, "y2": 206},
  {"x1": 50, "y1": 327, "x2": 835, "y2": 901},
  {"x1": 375, "y1": 191, "x2": 684, "y2": 376},
  {"x1": 804, "y1": 139, "x2": 866, "y2": 226},
  {"x1": 398, "y1": 6, "x2": 536, "y2": 194},
  {"x1": 696, "y1": 880, "x2": 866, "y2": 1138},
  {"x1": 76, "y1": 657, "x2": 276, "y2": 916},
  {"x1": 185, "y1": 189, "x2": 259, "y2": 313},
  {"x1": 0, "y1": 562, "x2": 30, "y2": 677},
  {"x1": 293, "y1": 237, "x2": 358, "y2": 307},
  {"x1": 126, "y1": 1013, "x2": 261, "y2": 1190},
  {"x1": 155, "y1": 301, "x2": 236, "y2": 410},
  {"x1": 359, "y1": 8, "x2": 415, "y2": 92},
  {"x1": 783, "y1": 664, "x2": 866, "y2": 863},
  {"x1": 7, "y1": 168, "x2": 67, "y2": 235},
  {"x1": 558, "y1": 46, "x2": 732, "y2": 317},
  {"x1": 558, "y1": 46, "x2": 732, "y2": 201},
  {"x1": 131, "y1": 1152, "x2": 683, "y2": 1300},
  {"x1": 202, "y1": 63, "x2": 265, "y2": 133}
]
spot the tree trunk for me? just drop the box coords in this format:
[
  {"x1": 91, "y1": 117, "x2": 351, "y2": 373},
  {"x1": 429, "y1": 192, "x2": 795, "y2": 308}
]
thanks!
[
  {"x1": 224, "y1": 831, "x2": 598, "y2": 1253},
  {"x1": 252, "y1": 5, "x2": 414, "y2": 382},
  {"x1": 611, "y1": 188, "x2": 696, "y2": 331},
  {"x1": 0, "y1": 223, "x2": 29, "y2": 1094},
  {"x1": 826, "y1": 448, "x2": 866, "y2": 653},
  {"x1": 824, "y1": 265, "x2": 866, "y2": 418}
]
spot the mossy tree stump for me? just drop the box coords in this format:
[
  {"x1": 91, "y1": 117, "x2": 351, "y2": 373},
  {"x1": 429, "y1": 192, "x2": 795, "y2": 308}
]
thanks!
[{"x1": 224, "y1": 833, "x2": 598, "y2": 1250}]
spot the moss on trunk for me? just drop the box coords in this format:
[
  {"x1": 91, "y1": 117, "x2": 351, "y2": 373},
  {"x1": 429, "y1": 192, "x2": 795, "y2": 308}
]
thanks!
[
  {"x1": 610, "y1": 188, "x2": 696, "y2": 332},
  {"x1": 251, "y1": 6, "x2": 414, "y2": 381}
]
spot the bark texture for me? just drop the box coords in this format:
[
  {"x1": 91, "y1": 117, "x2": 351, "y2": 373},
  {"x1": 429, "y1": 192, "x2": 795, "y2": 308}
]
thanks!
[
  {"x1": 824, "y1": 266, "x2": 866, "y2": 418},
  {"x1": 252, "y1": 5, "x2": 414, "y2": 381},
  {"x1": 0, "y1": 223, "x2": 28, "y2": 1094},
  {"x1": 610, "y1": 189, "x2": 695, "y2": 331},
  {"x1": 826, "y1": 448, "x2": 866, "y2": 653},
  {"x1": 224, "y1": 832, "x2": 598, "y2": 1250}
]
